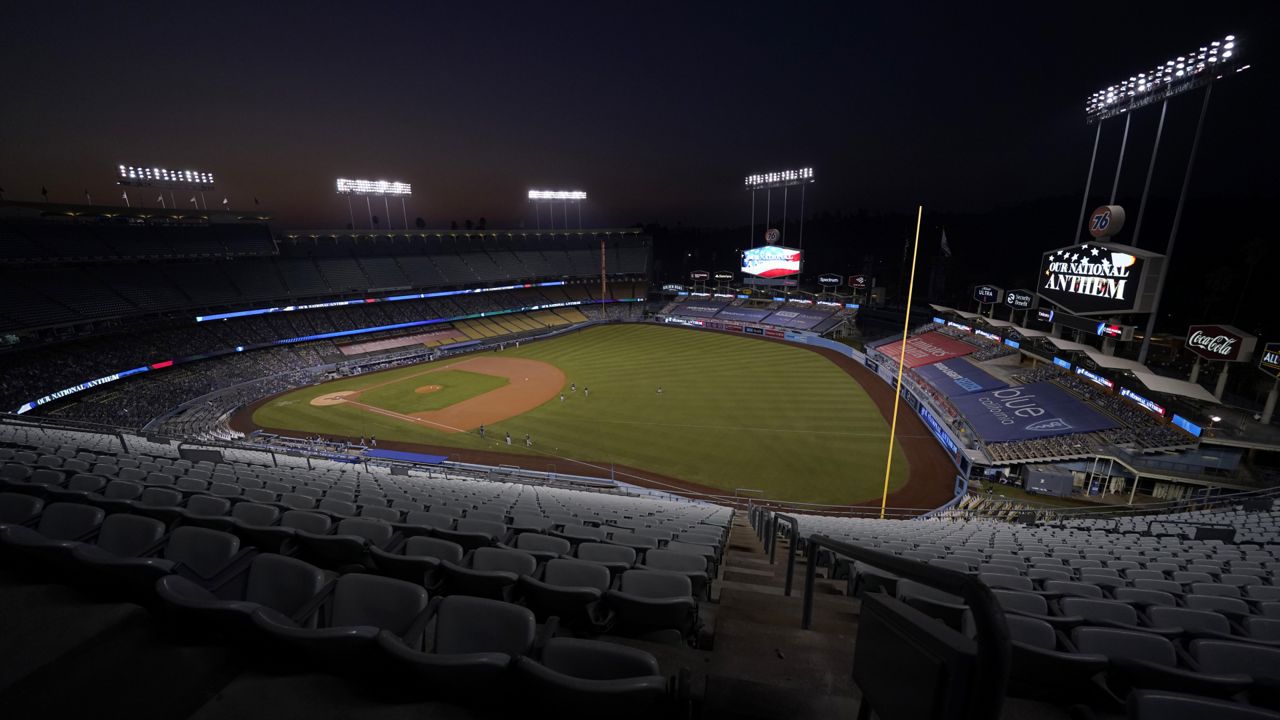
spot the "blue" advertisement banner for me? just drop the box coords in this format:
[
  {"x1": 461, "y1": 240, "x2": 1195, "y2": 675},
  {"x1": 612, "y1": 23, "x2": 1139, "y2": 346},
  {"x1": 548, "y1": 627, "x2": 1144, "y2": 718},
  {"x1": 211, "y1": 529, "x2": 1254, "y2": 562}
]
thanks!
[{"x1": 950, "y1": 381, "x2": 1117, "y2": 442}]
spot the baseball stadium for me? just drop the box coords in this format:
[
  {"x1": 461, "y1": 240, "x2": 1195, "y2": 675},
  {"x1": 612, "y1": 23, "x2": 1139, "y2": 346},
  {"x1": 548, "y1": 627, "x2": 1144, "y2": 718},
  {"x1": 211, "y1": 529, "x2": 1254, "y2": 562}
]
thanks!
[{"x1": 3, "y1": 12, "x2": 1280, "y2": 720}]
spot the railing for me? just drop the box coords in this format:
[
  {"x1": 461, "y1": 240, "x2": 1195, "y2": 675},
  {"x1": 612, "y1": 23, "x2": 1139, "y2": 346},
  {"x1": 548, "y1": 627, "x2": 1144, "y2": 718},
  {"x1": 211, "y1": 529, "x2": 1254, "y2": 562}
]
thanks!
[
  {"x1": 800, "y1": 535, "x2": 1010, "y2": 720},
  {"x1": 772, "y1": 514, "x2": 799, "y2": 596}
]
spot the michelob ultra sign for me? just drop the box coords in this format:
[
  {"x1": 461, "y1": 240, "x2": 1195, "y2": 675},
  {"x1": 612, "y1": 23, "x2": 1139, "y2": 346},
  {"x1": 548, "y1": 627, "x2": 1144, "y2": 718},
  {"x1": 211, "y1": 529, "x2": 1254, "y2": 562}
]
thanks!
[{"x1": 1037, "y1": 241, "x2": 1164, "y2": 317}]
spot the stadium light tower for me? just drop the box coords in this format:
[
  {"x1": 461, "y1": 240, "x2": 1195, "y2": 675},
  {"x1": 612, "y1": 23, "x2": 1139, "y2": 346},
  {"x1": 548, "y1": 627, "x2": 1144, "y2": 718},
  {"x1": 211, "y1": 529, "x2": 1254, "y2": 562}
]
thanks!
[
  {"x1": 336, "y1": 178, "x2": 412, "y2": 230},
  {"x1": 527, "y1": 189, "x2": 587, "y2": 231},
  {"x1": 1071, "y1": 34, "x2": 1247, "y2": 364},
  {"x1": 744, "y1": 167, "x2": 814, "y2": 251},
  {"x1": 117, "y1": 164, "x2": 215, "y2": 210}
]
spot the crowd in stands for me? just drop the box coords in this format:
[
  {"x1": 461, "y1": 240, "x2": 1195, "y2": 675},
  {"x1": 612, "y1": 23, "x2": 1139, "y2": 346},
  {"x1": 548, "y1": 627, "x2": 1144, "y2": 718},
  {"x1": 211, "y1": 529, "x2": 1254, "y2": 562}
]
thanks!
[
  {"x1": 1012, "y1": 367, "x2": 1192, "y2": 450},
  {"x1": 0, "y1": 284, "x2": 644, "y2": 419}
]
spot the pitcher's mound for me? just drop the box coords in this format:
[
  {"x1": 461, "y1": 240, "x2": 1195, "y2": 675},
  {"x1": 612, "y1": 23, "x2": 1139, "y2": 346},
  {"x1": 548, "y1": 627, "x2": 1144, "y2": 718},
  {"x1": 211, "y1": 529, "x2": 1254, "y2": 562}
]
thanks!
[
  {"x1": 310, "y1": 390, "x2": 357, "y2": 407},
  {"x1": 414, "y1": 384, "x2": 444, "y2": 395}
]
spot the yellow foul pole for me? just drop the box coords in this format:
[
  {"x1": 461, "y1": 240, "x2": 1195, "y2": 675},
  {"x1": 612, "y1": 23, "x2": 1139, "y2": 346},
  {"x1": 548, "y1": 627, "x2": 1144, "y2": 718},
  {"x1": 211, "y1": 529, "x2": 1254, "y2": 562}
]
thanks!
[{"x1": 880, "y1": 205, "x2": 923, "y2": 519}]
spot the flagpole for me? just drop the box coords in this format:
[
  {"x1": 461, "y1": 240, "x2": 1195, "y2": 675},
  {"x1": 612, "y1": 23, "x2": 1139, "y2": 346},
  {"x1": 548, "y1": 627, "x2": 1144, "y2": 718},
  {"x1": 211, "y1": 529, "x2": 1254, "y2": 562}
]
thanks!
[{"x1": 880, "y1": 204, "x2": 923, "y2": 520}]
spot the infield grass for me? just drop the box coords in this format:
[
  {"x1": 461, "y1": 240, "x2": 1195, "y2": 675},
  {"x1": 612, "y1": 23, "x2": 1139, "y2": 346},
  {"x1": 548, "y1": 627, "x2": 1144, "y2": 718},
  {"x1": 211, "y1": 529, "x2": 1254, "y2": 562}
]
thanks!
[{"x1": 253, "y1": 323, "x2": 910, "y2": 505}]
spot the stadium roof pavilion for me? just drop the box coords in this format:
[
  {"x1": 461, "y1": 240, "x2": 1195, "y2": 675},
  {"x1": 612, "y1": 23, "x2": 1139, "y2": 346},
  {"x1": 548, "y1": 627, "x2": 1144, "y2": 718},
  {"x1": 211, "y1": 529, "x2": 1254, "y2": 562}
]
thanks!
[
  {"x1": 1132, "y1": 370, "x2": 1220, "y2": 404},
  {"x1": 1081, "y1": 349, "x2": 1149, "y2": 373},
  {"x1": 1044, "y1": 336, "x2": 1095, "y2": 353}
]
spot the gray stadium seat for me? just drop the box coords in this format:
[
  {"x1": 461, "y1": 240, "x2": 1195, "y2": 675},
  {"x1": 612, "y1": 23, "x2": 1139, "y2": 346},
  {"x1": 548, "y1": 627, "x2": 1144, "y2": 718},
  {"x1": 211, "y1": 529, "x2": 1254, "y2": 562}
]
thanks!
[
  {"x1": 370, "y1": 536, "x2": 464, "y2": 585},
  {"x1": 440, "y1": 547, "x2": 537, "y2": 600},
  {"x1": 605, "y1": 570, "x2": 698, "y2": 643},
  {"x1": 156, "y1": 553, "x2": 328, "y2": 634},
  {"x1": 514, "y1": 637, "x2": 668, "y2": 709},
  {"x1": 519, "y1": 557, "x2": 611, "y2": 630}
]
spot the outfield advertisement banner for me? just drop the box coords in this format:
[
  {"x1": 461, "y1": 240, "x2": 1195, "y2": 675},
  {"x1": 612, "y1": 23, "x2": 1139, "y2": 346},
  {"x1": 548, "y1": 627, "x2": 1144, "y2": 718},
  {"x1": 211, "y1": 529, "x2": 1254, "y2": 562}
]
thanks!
[
  {"x1": 762, "y1": 309, "x2": 835, "y2": 330},
  {"x1": 950, "y1": 381, "x2": 1117, "y2": 442},
  {"x1": 676, "y1": 301, "x2": 730, "y2": 318},
  {"x1": 914, "y1": 358, "x2": 1008, "y2": 398},
  {"x1": 875, "y1": 331, "x2": 976, "y2": 369},
  {"x1": 716, "y1": 306, "x2": 773, "y2": 323}
]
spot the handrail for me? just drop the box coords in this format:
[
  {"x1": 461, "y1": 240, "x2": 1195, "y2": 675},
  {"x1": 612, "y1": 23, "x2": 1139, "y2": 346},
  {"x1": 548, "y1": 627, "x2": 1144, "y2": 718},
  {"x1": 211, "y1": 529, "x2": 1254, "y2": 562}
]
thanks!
[
  {"x1": 773, "y1": 513, "x2": 799, "y2": 596},
  {"x1": 801, "y1": 534, "x2": 1010, "y2": 720}
]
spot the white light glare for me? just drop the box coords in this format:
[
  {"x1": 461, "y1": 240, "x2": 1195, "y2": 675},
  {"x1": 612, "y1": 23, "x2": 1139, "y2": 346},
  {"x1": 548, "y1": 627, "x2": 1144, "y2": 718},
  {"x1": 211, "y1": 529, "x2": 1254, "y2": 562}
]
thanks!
[
  {"x1": 1086, "y1": 34, "x2": 1239, "y2": 115},
  {"x1": 336, "y1": 178, "x2": 412, "y2": 196},
  {"x1": 527, "y1": 190, "x2": 587, "y2": 200},
  {"x1": 744, "y1": 167, "x2": 815, "y2": 188},
  {"x1": 118, "y1": 164, "x2": 214, "y2": 185}
]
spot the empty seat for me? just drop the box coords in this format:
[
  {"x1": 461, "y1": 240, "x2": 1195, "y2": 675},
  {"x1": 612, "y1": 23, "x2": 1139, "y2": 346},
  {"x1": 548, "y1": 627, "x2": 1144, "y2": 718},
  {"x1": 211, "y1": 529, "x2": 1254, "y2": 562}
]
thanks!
[
  {"x1": 1004, "y1": 614, "x2": 1107, "y2": 704},
  {"x1": 156, "y1": 553, "x2": 328, "y2": 635},
  {"x1": 1071, "y1": 626, "x2": 1249, "y2": 699},
  {"x1": 290, "y1": 517, "x2": 395, "y2": 570},
  {"x1": 515, "y1": 637, "x2": 668, "y2": 709},
  {"x1": 370, "y1": 536, "x2": 464, "y2": 585},
  {"x1": 75, "y1": 524, "x2": 244, "y2": 592},
  {"x1": 519, "y1": 558, "x2": 611, "y2": 630},
  {"x1": 378, "y1": 595, "x2": 536, "y2": 690},
  {"x1": 253, "y1": 573, "x2": 430, "y2": 666},
  {"x1": 0, "y1": 492, "x2": 43, "y2": 530},
  {"x1": 637, "y1": 548, "x2": 710, "y2": 599},
  {"x1": 440, "y1": 547, "x2": 537, "y2": 600},
  {"x1": 1128, "y1": 689, "x2": 1280, "y2": 720},
  {"x1": 605, "y1": 570, "x2": 698, "y2": 643},
  {"x1": 576, "y1": 543, "x2": 637, "y2": 575},
  {"x1": 513, "y1": 533, "x2": 572, "y2": 562}
]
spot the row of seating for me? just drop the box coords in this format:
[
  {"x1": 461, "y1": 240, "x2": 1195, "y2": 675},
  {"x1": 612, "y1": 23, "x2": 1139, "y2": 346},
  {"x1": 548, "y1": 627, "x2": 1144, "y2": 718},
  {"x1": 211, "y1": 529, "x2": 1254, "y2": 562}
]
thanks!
[{"x1": 0, "y1": 500, "x2": 690, "y2": 712}]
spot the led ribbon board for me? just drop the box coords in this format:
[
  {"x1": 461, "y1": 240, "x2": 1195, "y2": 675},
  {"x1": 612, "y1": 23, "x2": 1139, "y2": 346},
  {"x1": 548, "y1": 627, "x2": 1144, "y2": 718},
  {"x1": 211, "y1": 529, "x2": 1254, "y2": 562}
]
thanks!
[
  {"x1": 1037, "y1": 241, "x2": 1164, "y2": 317},
  {"x1": 195, "y1": 281, "x2": 567, "y2": 322},
  {"x1": 20, "y1": 296, "x2": 636, "y2": 414}
]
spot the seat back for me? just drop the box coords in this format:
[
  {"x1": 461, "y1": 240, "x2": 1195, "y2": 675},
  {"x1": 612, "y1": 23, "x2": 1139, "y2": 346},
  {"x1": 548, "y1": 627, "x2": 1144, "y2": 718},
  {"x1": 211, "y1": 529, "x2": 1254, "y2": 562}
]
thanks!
[
  {"x1": 360, "y1": 506, "x2": 399, "y2": 523},
  {"x1": 36, "y1": 503, "x2": 105, "y2": 539},
  {"x1": 1147, "y1": 606, "x2": 1231, "y2": 635},
  {"x1": 281, "y1": 511, "x2": 331, "y2": 535},
  {"x1": 1005, "y1": 614, "x2": 1055, "y2": 650},
  {"x1": 245, "y1": 554, "x2": 328, "y2": 615},
  {"x1": 336, "y1": 518, "x2": 393, "y2": 545},
  {"x1": 540, "y1": 637, "x2": 661, "y2": 679},
  {"x1": 1192, "y1": 639, "x2": 1280, "y2": 682},
  {"x1": 140, "y1": 487, "x2": 183, "y2": 508},
  {"x1": 577, "y1": 542, "x2": 636, "y2": 565},
  {"x1": 543, "y1": 558, "x2": 611, "y2": 591},
  {"x1": 433, "y1": 595, "x2": 536, "y2": 656},
  {"x1": 515, "y1": 533, "x2": 571, "y2": 556},
  {"x1": 457, "y1": 518, "x2": 507, "y2": 538},
  {"x1": 103, "y1": 480, "x2": 143, "y2": 501},
  {"x1": 185, "y1": 495, "x2": 231, "y2": 518},
  {"x1": 166, "y1": 526, "x2": 240, "y2": 576},
  {"x1": 232, "y1": 502, "x2": 279, "y2": 527},
  {"x1": 643, "y1": 549, "x2": 706, "y2": 573},
  {"x1": 404, "y1": 536, "x2": 464, "y2": 564},
  {"x1": 1072, "y1": 627, "x2": 1175, "y2": 666},
  {"x1": 0, "y1": 492, "x2": 43, "y2": 523},
  {"x1": 1060, "y1": 598, "x2": 1137, "y2": 625},
  {"x1": 96, "y1": 513, "x2": 166, "y2": 557},
  {"x1": 66, "y1": 474, "x2": 107, "y2": 494},
  {"x1": 405, "y1": 511, "x2": 453, "y2": 529},
  {"x1": 330, "y1": 574, "x2": 428, "y2": 636},
  {"x1": 471, "y1": 547, "x2": 537, "y2": 575},
  {"x1": 619, "y1": 569, "x2": 692, "y2": 599}
]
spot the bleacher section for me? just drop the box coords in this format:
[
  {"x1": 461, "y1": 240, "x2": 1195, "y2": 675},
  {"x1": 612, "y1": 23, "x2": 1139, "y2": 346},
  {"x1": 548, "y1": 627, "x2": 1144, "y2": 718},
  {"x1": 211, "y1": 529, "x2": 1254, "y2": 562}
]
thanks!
[
  {"x1": 663, "y1": 296, "x2": 851, "y2": 334},
  {"x1": 0, "y1": 209, "x2": 649, "y2": 335},
  {"x1": 0, "y1": 419, "x2": 731, "y2": 716},
  {"x1": 764, "y1": 493, "x2": 1280, "y2": 715}
]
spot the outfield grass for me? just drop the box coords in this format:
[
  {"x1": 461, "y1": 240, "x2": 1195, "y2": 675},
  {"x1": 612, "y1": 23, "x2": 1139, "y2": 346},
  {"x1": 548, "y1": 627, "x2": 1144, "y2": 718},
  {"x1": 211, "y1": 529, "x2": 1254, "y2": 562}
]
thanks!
[{"x1": 253, "y1": 324, "x2": 910, "y2": 505}]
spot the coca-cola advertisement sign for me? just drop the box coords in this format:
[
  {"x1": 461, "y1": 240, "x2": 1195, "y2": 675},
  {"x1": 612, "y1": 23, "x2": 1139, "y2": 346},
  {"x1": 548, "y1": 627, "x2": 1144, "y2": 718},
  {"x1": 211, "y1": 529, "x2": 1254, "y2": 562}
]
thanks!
[{"x1": 1185, "y1": 324, "x2": 1256, "y2": 362}]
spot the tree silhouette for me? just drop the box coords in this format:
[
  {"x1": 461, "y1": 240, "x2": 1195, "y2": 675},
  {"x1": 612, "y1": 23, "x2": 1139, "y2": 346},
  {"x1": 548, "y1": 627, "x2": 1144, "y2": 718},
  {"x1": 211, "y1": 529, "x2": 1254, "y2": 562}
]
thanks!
[
  {"x1": 478, "y1": 217, "x2": 487, "y2": 230},
  {"x1": 465, "y1": 219, "x2": 473, "y2": 230},
  {"x1": 450, "y1": 220, "x2": 458, "y2": 230},
  {"x1": 372, "y1": 215, "x2": 380, "y2": 227},
  {"x1": 415, "y1": 217, "x2": 426, "y2": 229}
]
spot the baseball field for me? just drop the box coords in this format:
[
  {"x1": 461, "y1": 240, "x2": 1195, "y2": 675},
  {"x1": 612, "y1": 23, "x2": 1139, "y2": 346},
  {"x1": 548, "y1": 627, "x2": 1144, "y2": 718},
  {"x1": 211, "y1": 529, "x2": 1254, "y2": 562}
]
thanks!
[{"x1": 246, "y1": 324, "x2": 919, "y2": 505}]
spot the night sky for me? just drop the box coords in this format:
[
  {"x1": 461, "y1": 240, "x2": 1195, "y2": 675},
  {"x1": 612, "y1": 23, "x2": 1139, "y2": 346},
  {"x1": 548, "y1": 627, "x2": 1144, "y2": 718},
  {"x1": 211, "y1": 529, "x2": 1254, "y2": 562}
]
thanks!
[{"x1": 1, "y1": 2, "x2": 1277, "y2": 230}]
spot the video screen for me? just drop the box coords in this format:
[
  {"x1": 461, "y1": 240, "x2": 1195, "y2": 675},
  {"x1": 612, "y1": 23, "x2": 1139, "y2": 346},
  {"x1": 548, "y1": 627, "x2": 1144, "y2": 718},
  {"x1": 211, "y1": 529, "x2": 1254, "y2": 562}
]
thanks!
[{"x1": 741, "y1": 245, "x2": 801, "y2": 278}]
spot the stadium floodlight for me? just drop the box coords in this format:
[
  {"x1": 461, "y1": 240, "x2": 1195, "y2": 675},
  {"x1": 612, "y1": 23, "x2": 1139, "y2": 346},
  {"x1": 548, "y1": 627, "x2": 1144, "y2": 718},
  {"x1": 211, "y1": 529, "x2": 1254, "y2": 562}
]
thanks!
[
  {"x1": 117, "y1": 164, "x2": 215, "y2": 189},
  {"x1": 744, "y1": 167, "x2": 814, "y2": 191},
  {"x1": 527, "y1": 190, "x2": 587, "y2": 201},
  {"x1": 1085, "y1": 35, "x2": 1243, "y2": 123},
  {"x1": 335, "y1": 178, "x2": 412, "y2": 196}
]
